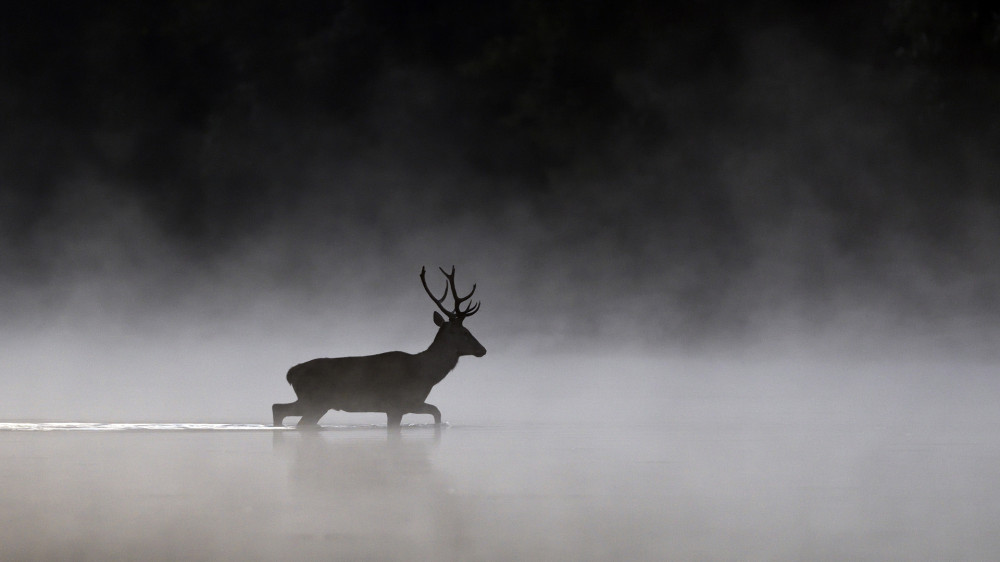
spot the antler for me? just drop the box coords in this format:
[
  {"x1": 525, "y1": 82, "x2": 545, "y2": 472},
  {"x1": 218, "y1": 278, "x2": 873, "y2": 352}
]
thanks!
[
  {"x1": 420, "y1": 266, "x2": 480, "y2": 322},
  {"x1": 440, "y1": 266, "x2": 480, "y2": 318},
  {"x1": 420, "y1": 266, "x2": 452, "y2": 317}
]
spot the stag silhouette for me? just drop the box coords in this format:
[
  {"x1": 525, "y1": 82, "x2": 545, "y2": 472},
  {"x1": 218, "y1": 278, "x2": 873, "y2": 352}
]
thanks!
[{"x1": 272, "y1": 266, "x2": 486, "y2": 429}]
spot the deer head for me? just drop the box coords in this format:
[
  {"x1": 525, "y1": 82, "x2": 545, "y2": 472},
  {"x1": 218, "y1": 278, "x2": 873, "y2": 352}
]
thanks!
[{"x1": 421, "y1": 266, "x2": 486, "y2": 357}]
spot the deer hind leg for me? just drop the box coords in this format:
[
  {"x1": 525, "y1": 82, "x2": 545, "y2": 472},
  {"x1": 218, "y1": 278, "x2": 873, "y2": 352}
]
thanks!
[
  {"x1": 411, "y1": 403, "x2": 442, "y2": 425},
  {"x1": 272, "y1": 401, "x2": 303, "y2": 427},
  {"x1": 296, "y1": 407, "x2": 327, "y2": 429}
]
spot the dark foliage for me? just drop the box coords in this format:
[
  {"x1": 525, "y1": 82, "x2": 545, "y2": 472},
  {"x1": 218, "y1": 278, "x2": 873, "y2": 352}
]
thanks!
[{"x1": 1, "y1": 0, "x2": 997, "y2": 239}]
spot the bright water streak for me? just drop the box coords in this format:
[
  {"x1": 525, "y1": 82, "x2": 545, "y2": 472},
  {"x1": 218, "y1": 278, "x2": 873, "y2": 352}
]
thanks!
[
  {"x1": 0, "y1": 422, "x2": 445, "y2": 431},
  {"x1": 0, "y1": 422, "x2": 283, "y2": 432}
]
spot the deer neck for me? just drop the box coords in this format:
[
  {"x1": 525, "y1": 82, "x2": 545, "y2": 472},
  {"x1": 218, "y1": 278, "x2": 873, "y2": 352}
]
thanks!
[{"x1": 417, "y1": 336, "x2": 460, "y2": 385}]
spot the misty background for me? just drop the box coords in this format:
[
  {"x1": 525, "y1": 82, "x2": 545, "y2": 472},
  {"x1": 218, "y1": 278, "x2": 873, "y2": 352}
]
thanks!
[{"x1": 1, "y1": 0, "x2": 999, "y2": 423}]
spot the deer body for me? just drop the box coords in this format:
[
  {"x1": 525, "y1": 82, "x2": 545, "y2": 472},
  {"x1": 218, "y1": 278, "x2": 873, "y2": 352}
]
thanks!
[{"x1": 272, "y1": 267, "x2": 485, "y2": 429}]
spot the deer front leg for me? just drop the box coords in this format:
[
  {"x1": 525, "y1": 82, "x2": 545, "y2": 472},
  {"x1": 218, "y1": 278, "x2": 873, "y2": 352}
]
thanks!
[
  {"x1": 386, "y1": 410, "x2": 403, "y2": 430},
  {"x1": 411, "y1": 403, "x2": 442, "y2": 425}
]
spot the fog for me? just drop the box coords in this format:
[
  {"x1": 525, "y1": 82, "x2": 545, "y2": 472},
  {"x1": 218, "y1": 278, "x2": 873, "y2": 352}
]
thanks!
[{"x1": 2, "y1": 3, "x2": 1000, "y2": 558}]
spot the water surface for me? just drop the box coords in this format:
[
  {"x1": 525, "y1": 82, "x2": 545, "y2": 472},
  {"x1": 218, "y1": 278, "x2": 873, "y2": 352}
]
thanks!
[{"x1": 1, "y1": 418, "x2": 997, "y2": 560}]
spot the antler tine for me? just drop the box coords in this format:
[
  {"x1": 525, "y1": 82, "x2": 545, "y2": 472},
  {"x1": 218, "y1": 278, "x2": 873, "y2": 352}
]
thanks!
[
  {"x1": 460, "y1": 300, "x2": 481, "y2": 317},
  {"x1": 420, "y1": 266, "x2": 454, "y2": 318},
  {"x1": 438, "y1": 266, "x2": 454, "y2": 285},
  {"x1": 428, "y1": 265, "x2": 480, "y2": 320},
  {"x1": 440, "y1": 265, "x2": 477, "y2": 305},
  {"x1": 455, "y1": 282, "x2": 477, "y2": 304}
]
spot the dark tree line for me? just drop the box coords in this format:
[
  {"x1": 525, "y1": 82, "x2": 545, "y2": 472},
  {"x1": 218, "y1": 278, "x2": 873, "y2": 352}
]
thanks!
[{"x1": 1, "y1": 0, "x2": 997, "y2": 238}]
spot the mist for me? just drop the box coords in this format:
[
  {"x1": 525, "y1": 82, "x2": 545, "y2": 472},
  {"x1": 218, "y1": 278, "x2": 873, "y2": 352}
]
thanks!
[{"x1": 1, "y1": 1, "x2": 999, "y2": 558}]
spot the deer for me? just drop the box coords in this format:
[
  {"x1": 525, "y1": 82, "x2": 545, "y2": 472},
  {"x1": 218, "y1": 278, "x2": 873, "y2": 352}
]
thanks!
[{"x1": 272, "y1": 266, "x2": 486, "y2": 429}]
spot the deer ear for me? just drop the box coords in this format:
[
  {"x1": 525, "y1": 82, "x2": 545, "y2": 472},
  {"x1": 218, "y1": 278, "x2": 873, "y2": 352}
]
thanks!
[{"x1": 433, "y1": 311, "x2": 446, "y2": 326}]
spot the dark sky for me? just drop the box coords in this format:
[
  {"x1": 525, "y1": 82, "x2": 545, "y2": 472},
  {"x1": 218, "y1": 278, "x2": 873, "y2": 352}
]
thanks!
[{"x1": 1, "y1": 0, "x2": 999, "y2": 349}]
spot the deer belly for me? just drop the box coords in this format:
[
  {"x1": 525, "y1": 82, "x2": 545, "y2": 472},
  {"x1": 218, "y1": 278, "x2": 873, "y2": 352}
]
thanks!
[
  {"x1": 330, "y1": 395, "x2": 387, "y2": 413},
  {"x1": 291, "y1": 361, "x2": 425, "y2": 412},
  {"x1": 328, "y1": 389, "x2": 427, "y2": 414}
]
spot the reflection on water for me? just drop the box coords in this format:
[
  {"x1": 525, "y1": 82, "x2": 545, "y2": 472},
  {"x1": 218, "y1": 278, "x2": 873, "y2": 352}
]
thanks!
[
  {"x1": 272, "y1": 429, "x2": 470, "y2": 558},
  {"x1": 0, "y1": 421, "x2": 998, "y2": 560}
]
